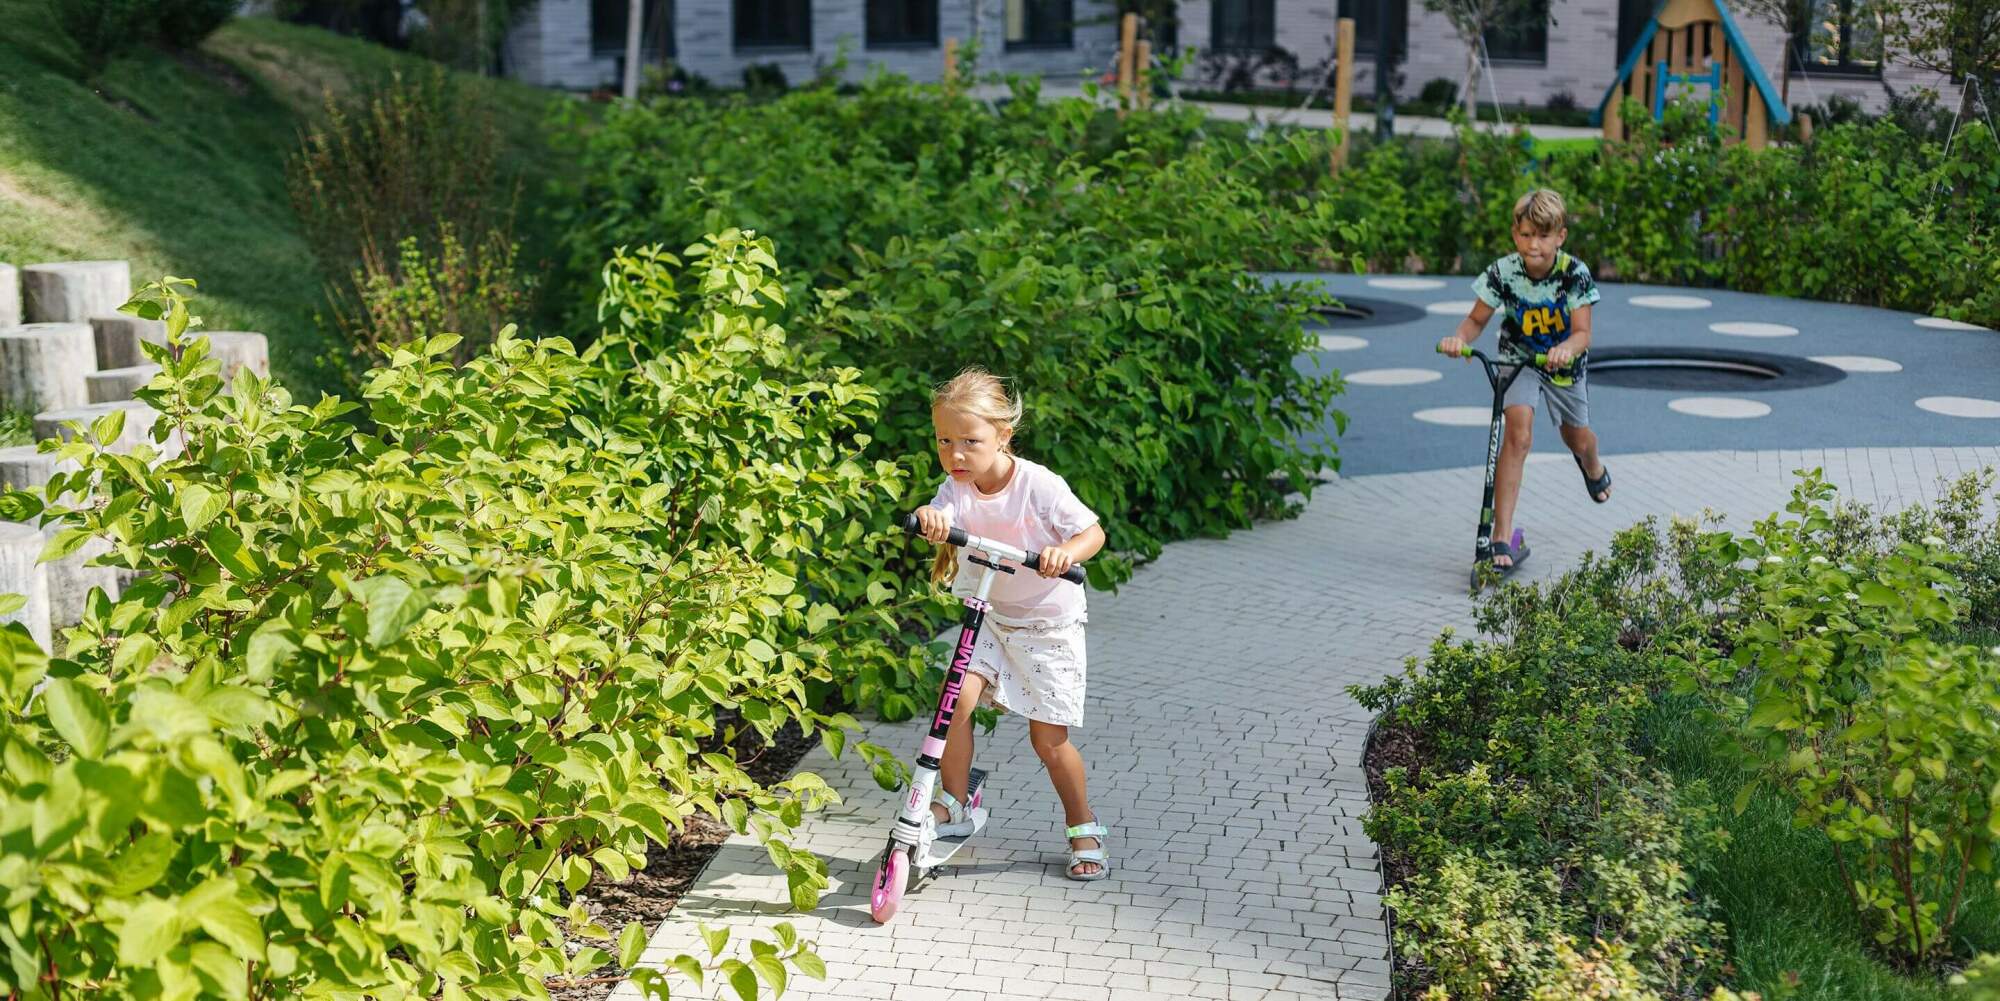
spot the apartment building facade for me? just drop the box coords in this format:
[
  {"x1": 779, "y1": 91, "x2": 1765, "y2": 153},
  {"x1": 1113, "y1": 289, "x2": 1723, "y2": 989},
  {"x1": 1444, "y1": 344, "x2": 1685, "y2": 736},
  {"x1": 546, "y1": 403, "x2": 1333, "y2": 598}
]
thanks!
[{"x1": 504, "y1": 0, "x2": 1961, "y2": 116}]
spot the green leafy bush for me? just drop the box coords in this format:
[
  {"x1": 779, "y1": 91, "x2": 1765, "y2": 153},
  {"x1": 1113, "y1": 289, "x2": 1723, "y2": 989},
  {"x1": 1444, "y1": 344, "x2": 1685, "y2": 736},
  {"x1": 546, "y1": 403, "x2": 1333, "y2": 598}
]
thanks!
[
  {"x1": 152, "y1": 0, "x2": 238, "y2": 49},
  {"x1": 0, "y1": 236, "x2": 919, "y2": 998},
  {"x1": 48, "y1": 0, "x2": 152, "y2": 76},
  {"x1": 1355, "y1": 520, "x2": 1731, "y2": 995},
  {"x1": 1679, "y1": 470, "x2": 2000, "y2": 966},
  {"x1": 560, "y1": 77, "x2": 1351, "y2": 585}
]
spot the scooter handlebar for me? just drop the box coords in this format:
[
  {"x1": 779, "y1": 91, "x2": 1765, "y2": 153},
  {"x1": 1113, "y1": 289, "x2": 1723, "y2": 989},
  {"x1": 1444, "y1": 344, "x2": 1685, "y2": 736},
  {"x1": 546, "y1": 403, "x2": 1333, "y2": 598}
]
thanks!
[
  {"x1": 1438, "y1": 344, "x2": 1551, "y2": 367},
  {"x1": 902, "y1": 513, "x2": 1088, "y2": 586}
]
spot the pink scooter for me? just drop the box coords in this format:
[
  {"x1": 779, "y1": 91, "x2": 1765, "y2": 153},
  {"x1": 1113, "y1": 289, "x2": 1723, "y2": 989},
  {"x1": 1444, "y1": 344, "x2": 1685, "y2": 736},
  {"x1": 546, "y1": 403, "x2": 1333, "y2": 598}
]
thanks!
[{"x1": 869, "y1": 513, "x2": 1087, "y2": 923}]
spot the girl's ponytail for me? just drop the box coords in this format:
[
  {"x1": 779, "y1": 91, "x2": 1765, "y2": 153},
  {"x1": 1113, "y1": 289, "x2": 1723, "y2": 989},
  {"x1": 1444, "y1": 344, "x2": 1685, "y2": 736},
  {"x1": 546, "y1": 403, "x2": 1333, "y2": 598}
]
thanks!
[{"x1": 928, "y1": 367, "x2": 1023, "y2": 585}]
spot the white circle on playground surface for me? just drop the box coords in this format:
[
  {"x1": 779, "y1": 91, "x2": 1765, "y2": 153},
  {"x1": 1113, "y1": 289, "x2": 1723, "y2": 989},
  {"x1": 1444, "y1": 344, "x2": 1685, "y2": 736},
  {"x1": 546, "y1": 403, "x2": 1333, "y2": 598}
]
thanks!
[
  {"x1": 1631, "y1": 294, "x2": 1713, "y2": 309},
  {"x1": 1668, "y1": 396, "x2": 1771, "y2": 419},
  {"x1": 1916, "y1": 396, "x2": 2000, "y2": 418},
  {"x1": 1316, "y1": 333, "x2": 1370, "y2": 351},
  {"x1": 1915, "y1": 316, "x2": 1991, "y2": 331},
  {"x1": 1346, "y1": 368, "x2": 1444, "y2": 386},
  {"x1": 1367, "y1": 277, "x2": 1447, "y2": 291},
  {"x1": 1426, "y1": 300, "x2": 1480, "y2": 315},
  {"x1": 1811, "y1": 355, "x2": 1903, "y2": 373},
  {"x1": 1710, "y1": 321, "x2": 1798, "y2": 338},
  {"x1": 1413, "y1": 406, "x2": 1493, "y2": 426}
]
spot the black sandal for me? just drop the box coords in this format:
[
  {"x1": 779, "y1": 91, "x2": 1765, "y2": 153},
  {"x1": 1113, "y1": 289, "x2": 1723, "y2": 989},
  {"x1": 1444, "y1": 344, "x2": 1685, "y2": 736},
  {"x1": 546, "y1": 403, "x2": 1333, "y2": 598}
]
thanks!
[
  {"x1": 1488, "y1": 538, "x2": 1529, "y2": 575},
  {"x1": 1575, "y1": 456, "x2": 1612, "y2": 504}
]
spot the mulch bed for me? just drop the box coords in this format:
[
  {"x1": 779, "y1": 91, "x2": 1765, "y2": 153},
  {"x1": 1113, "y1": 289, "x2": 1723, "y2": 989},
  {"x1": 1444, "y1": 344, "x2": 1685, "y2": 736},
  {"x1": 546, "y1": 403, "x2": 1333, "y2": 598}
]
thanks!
[
  {"x1": 546, "y1": 721, "x2": 822, "y2": 1001},
  {"x1": 1363, "y1": 711, "x2": 1426, "y2": 1000}
]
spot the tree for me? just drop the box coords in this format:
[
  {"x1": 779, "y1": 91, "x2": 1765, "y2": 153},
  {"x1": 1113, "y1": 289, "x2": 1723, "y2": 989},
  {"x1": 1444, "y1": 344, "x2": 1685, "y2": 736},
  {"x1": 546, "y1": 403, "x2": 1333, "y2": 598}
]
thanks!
[
  {"x1": 1880, "y1": 0, "x2": 2000, "y2": 118},
  {"x1": 1424, "y1": 0, "x2": 1545, "y2": 119},
  {"x1": 1730, "y1": 0, "x2": 1818, "y2": 104}
]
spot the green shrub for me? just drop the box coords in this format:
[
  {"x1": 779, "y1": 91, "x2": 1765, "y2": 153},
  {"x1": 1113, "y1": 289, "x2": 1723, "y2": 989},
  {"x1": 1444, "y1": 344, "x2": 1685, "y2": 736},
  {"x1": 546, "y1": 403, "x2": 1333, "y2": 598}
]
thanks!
[
  {"x1": 47, "y1": 0, "x2": 151, "y2": 76},
  {"x1": 1680, "y1": 470, "x2": 2000, "y2": 967},
  {"x1": 331, "y1": 223, "x2": 536, "y2": 369},
  {"x1": 560, "y1": 78, "x2": 1351, "y2": 587},
  {"x1": 0, "y1": 239, "x2": 914, "y2": 998},
  {"x1": 152, "y1": 0, "x2": 238, "y2": 49}
]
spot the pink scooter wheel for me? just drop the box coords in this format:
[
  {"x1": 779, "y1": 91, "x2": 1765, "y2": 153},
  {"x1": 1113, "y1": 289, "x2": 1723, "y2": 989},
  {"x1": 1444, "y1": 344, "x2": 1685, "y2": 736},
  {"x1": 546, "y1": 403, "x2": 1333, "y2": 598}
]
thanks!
[{"x1": 870, "y1": 849, "x2": 910, "y2": 923}]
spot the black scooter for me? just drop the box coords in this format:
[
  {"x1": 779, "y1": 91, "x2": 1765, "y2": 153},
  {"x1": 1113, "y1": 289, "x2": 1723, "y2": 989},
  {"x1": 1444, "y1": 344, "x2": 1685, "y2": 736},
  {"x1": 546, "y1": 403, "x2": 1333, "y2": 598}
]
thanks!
[{"x1": 1439, "y1": 344, "x2": 1557, "y2": 590}]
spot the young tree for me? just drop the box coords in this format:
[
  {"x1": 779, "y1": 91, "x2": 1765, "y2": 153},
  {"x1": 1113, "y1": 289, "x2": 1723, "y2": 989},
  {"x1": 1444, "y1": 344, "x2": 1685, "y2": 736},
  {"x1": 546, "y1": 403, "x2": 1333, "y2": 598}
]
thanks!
[
  {"x1": 1731, "y1": 0, "x2": 1818, "y2": 103},
  {"x1": 1880, "y1": 0, "x2": 2000, "y2": 118},
  {"x1": 1425, "y1": 0, "x2": 1546, "y2": 119}
]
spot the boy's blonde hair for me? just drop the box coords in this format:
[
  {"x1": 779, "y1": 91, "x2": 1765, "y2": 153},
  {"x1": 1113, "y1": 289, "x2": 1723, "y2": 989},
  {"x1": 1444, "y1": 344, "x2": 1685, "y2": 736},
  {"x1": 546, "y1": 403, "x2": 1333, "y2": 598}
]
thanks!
[
  {"x1": 1512, "y1": 188, "x2": 1569, "y2": 234},
  {"x1": 929, "y1": 367, "x2": 1023, "y2": 583}
]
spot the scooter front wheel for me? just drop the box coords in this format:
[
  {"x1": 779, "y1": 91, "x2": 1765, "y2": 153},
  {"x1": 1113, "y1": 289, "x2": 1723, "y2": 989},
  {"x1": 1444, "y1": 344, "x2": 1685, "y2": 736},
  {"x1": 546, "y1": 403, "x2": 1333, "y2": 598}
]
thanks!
[{"x1": 870, "y1": 847, "x2": 911, "y2": 923}]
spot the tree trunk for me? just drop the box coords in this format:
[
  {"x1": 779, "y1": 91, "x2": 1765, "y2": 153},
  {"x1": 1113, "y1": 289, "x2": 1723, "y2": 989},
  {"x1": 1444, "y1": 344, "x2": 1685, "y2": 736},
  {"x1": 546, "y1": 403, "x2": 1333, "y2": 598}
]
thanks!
[
  {"x1": 623, "y1": 0, "x2": 644, "y2": 100},
  {"x1": 1463, "y1": 39, "x2": 1482, "y2": 120}
]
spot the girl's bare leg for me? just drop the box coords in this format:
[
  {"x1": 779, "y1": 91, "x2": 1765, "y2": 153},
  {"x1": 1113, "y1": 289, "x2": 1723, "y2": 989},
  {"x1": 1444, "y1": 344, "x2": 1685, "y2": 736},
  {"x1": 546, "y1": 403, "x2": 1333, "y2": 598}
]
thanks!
[{"x1": 1029, "y1": 719, "x2": 1099, "y2": 876}]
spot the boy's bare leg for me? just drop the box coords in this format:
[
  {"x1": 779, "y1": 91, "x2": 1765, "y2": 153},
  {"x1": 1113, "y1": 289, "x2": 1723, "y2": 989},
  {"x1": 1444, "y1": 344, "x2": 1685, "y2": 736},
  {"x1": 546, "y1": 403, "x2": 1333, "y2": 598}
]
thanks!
[
  {"x1": 1561, "y1": 423, "x2": 1610, "y2": 501},
  {"x1": 1029, "y1": 720, "x2": 1100, "y2": 876},
  {"x1": 932, "y1": 672, "x2": 987, "y2": 823},
  {"x1": 1490, "y1": 404, "x2": 1535, "y2": 567}
]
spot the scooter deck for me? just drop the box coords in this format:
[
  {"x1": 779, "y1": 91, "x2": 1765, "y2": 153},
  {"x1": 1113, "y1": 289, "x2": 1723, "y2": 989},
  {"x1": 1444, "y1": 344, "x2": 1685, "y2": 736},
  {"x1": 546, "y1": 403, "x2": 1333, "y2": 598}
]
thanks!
[{"x1": 912, "y1": 768, "x2": 988, "y2": 871}]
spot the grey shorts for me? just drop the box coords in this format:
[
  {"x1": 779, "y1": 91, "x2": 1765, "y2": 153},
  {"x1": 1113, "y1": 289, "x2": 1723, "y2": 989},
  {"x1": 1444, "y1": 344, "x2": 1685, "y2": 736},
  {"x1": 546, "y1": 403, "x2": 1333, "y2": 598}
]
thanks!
[{"x1": 1500, "y1": 364, "x2": 1590, "y2": 428}]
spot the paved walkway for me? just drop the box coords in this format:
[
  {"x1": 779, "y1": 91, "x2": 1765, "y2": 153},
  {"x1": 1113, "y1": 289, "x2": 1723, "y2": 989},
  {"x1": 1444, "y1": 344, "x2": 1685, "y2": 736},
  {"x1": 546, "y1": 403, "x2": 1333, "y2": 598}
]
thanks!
[
  {"x1": 967, "y1": 83, "x2": 1604, "y2": 140},
  {"x1": 617, "y1": 279, "x2": 1999, "y2": 1001}
]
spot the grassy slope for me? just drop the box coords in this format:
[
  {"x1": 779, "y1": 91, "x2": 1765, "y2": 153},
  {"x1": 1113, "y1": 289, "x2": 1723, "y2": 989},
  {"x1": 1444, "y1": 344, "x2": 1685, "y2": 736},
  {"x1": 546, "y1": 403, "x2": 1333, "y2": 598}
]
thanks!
[{"x1": 0, "y1": 5, "x2": 572, "y2": 397}]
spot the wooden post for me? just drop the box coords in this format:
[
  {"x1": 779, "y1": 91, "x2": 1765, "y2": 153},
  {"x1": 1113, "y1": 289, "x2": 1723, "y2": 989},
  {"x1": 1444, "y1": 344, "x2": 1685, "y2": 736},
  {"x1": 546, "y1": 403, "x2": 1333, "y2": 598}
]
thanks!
[
  {"x1": 1745, "y1": 85, "x2": 1767, "y2": 149},
  {"x1": 1798, "y1": 111, "x2": 1813, "y2": 143},
  {"x1": 1118, "y1": 12, "x2": 1139, "y2": 115},
  {"x1": 1331, "y1": 17, "x2": 1356, "y2": 171},
  {"x1": 1135, "y1": 39, "x2": 1153, "y2": 108},
  {"x1": 944, "y1": 37, "x2": 959, "y2": 92}
]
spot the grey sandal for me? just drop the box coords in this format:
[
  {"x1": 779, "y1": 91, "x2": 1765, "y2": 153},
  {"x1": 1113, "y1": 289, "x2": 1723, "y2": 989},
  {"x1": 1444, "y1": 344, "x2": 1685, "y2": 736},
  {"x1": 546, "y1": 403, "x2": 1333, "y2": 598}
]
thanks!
[{"x1": 1065, "y1": 817, "x2": 1110, "y2": 881}]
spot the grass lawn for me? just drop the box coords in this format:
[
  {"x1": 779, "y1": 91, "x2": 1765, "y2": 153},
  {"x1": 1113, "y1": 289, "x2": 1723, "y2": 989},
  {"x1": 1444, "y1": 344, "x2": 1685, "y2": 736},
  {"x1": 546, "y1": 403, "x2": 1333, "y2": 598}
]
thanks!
[
  {"x1": 0, "y1": 4, "x2": 576, "y2": 398},
  {"x1": 1643, "y1": 692, "x2": 2000, "y2": 1000}
]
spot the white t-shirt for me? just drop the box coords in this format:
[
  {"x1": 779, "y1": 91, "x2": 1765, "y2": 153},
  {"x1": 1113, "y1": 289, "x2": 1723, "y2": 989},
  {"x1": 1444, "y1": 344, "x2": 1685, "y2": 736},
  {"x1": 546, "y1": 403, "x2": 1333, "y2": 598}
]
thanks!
[{"x1": 927, "y1": 455, "x2": 1099, "y2": 626}]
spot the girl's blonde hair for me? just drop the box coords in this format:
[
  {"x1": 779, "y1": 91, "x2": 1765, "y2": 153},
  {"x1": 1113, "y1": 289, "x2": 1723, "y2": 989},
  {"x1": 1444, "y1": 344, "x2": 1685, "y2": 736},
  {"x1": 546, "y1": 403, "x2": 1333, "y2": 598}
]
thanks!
[{"x1": 929, "y1": 368, "x2": 1022, "y2": 584}]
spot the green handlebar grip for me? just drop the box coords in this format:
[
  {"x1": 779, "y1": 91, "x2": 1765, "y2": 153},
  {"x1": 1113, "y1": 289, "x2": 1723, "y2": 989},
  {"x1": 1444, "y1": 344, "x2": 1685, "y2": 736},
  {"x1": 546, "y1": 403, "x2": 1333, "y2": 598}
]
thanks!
[{"x1": 1534, "y1": 352, "x2": 1550, "y2": 366}]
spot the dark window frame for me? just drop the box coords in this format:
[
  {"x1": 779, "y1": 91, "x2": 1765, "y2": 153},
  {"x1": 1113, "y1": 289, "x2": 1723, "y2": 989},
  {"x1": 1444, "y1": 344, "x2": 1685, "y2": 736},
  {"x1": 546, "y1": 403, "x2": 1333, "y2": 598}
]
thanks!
[
  {"x1": 1210, "y1": 0, "x2": 1277, "y2": 52},
  {"x1": 734, "y1": 0, "x2": 812, "y2": 51},
  {"x1": 1790, "y1": 0, "x2": 1884, "y2": 78},
  {"x1": 1338, "y1": 0, "x2": 1408, "y2": 59},
  {"x1": 1481, "y1": 3, "x2": 1549, "y2": 65},
  {"x1": 1005, "y1": 0, "x2": 1074, "y2": 50},
  {"x1": 866, "y1": 0, "x2": 939, "y2": 48},
  {"x1": 591, "y1": 0, "x2": 673, "y2": 58}
]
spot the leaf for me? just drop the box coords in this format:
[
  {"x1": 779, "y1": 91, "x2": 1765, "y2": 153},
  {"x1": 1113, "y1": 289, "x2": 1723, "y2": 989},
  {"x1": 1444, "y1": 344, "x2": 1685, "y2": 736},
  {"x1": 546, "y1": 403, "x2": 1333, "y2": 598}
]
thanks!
[
  {"x1": 1892, "y1": 768, "x2": 1916, "y2": 798},
  {"x1": 618, "y1": 921, "x2": 647, "y2": 969},
  {"x1": 1732, "y1": 780, "x2": 1758, "y2": 817},
  {"x1": 195, "y1": 898, "x2": 266, "y2": 962},
  {"x1": 671, "y1": 954, "x2": 704, "y2": 986},
  {"x1": 750, "y1": 954, "x2": 787, "y2": 997},
  {"x1": 789, "y1": 950, "x2": 827, "y2": 980},
  {"x1": 351, "y1": 575, "x2": 434, "y2": 648},
  {"x1": 118, "y1": 897, "x2": 183, "y2": 966},
  {"x1": 178, "y1": 484, "x2": 226, "y2": 534},
  {"x1": 245, "y1": 620, "x2": 299, "y2": 680},
  {"x1": 701, "y1": 924, "x2": 729, "y2": 960},
  {"x1": 0, "y1": 594, "x2": 24, "y2": 616},
  {"x1": 44, "y1": 678, "x2": 110, "y2": 758},
  {"x1": 745, "y1": 638, "x2": 778, "y2": 663},
  {"x1": 726, "y1": 960, "x2": 758, "y2": 1001},
  {"x1": 1857, "y1": 582, "x2": 1900, "y2": 607},
  {"x1": 107, "y1": 833, "x2": 176, "y2": 896}
]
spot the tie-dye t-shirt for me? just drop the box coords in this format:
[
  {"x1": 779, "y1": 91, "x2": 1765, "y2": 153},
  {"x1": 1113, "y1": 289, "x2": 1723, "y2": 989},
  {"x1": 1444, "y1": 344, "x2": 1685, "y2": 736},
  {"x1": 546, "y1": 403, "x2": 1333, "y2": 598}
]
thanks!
[{"x1": 1471, "y1": 251, "x2": 1601, "y2": 378}]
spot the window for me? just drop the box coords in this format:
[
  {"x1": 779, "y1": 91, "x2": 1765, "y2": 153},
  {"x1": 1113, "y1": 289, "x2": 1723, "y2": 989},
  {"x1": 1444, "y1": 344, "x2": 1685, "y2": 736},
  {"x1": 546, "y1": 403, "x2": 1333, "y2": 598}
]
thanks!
[
  {"x1": 591, "y1": 0, "x2": 672, "y2": 58},
  {"x1": 867, "y1": 0, "x2": 937, "y2": 46},
  {"x1": 1792, "y1": 0, "x2": 1882, "y2": 75},
  {"x1": 1005, "y1": 0, "x2": 1072, "y2": 48},
  {"x1": 1211, "y1": 0, "x2": 1276, "y2": 51},
  {"x1": 735, "y1": 0, "x2": 811, "y2": 49},
  {"x1": 1482, "y1": 1, "x2": 1548, "y2": 63},
  {"x1": 1338, "y1": 0, "x2": 1407, "y2": 58}
]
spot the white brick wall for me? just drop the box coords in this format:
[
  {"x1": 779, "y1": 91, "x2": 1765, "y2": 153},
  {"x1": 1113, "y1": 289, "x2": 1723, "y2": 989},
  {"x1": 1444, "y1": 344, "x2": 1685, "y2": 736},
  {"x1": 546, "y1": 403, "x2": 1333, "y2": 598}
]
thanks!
[
  {"x1": 506, "y1": 0, "x2": 1119, "y2": 90},
  {"x1": 1174, "y1": 0, "x2": 1960, "y2": 114}
]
